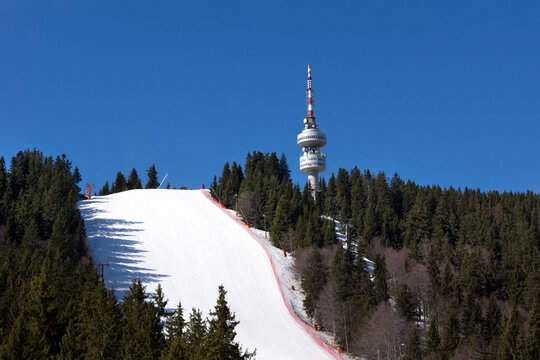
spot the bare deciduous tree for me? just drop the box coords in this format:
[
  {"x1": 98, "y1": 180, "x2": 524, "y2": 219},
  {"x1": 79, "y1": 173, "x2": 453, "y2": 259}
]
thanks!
[
  {"x1": 238, "y1": 190, "x2": 255, "y2": 224},
  {"x1": 354, "y1": 303, "x2": 410, "y2": 360}
]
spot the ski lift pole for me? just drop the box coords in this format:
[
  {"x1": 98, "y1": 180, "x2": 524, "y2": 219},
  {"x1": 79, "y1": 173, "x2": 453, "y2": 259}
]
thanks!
[{"x1": 158, "y1": 173, "x2": 169, "y2": 189}]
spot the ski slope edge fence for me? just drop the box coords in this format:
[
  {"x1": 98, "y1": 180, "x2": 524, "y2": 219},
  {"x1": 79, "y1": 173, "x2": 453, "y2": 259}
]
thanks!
[{"x1": 200, "y1": 188, "x2": 345, "y2": 359}]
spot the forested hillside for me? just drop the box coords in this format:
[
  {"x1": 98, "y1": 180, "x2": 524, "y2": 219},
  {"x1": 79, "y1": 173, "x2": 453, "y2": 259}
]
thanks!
[
  {"x1": 211, "y1": 151, "x2": 540, "y2": 359},
  {"x1": 0, "y1": 149, "x2": 253, "y2": 359}
]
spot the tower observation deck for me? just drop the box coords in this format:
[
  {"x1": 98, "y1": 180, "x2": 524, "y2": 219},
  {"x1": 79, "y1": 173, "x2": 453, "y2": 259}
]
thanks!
[{"x1": 297, "y1": 65, "x2": 326, "y2": 195}]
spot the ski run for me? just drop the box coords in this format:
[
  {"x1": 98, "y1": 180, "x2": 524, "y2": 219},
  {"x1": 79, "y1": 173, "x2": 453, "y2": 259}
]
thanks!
[{"x1": 78, "y1": 189, "x2": 347, "y2": 359}]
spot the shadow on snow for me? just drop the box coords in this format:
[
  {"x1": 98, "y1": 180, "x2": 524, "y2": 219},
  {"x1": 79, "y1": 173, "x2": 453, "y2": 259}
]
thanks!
[{"x1": 78, "y1": 200, "x2": 170, "y2": 299}]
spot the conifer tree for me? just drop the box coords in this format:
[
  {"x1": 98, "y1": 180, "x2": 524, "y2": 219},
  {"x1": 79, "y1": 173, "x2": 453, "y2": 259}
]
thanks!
[
  {"x1": 270, "y1": 193, "x2": 291, "y2": 247},
  {"x1": 99, "y1": 181, "x2": 110, "y2": 196},
  {"x1": 164, "y1": 301, "x2": 185, "y2": 360},
  {"x1": 524, "y1": 301, "x2": 540, "y2": 360},
  {"x1": 71, "y1": 166, "x2": 82, "y2": 193},
  {"x1": 323, "y1": 219, "x2": 336, "y2": 246},
  {"x1": 152, "y1": 284, "x2": 167, "y2": 354},
  {"x1": 440, "y1": 262, "x2": 454, "y2": 298},
  {"x1": 373, "y1": 253, "x2": 389, "y2": 303},
  {"x1": 424, "y1": 316, "x2": 441, "y2": 355},
  {"x1": 301, "y1": 248, "x2": 328, "y2": 318},
  {"x1": 0, "y1": 156, "x2": 6, "y2": 195},
  {"x1": 60, "y1": 279, "x2": 123, "y2": 360},
  {"x1": 127, "y1": 168, "x2": 143, "y2": 190},
  {"x1": 278, "y1": 153, "x2": 290, "y2": 182},
  {"x1": 145, "y1": 164, "x2": 158, "y2": 189},
  {"x1": 120, "y1": 279, "x2": 160, "y2": 360},
  {"x1": 483, "y1": 294, "x2": 502, "y2": 343},
  {"x1": 440, "y1": 310, "x2": 460, "y2": 359},
  {"x1": 403, "y1": 327, "x2": 422, "y2": 360},
  {"x1": 184, "y1": 308, "x2": 207, "y2": 360},
  {"x1": 111, "y1": 171, "x2": 127, "y2": 193},
  {"x1": 331, "y1": 243, "x2": 354, "y2": 302},
  {"x1": 396, "y1": 284, "x2": 417, "y2": 320},
  {"x1": 461, "y1": 292, "x2": 482, "y2": 342},
  {"x1": 206, "y1": 285, "x2": 255, "y2": 359},
  {"x1": 497, "y1": 305, "x2": 521, "y2": 360}
]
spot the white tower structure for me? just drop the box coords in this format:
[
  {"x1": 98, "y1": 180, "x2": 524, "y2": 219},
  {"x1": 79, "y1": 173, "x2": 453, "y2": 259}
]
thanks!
[{"x1": 297, "y1": 65, "x2": 326, "y2": 195}]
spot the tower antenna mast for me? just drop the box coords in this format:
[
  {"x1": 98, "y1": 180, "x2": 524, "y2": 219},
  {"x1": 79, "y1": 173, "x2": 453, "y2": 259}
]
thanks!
[{"x1": 297, "y1": 65, "x2": 327, "y2": 198}]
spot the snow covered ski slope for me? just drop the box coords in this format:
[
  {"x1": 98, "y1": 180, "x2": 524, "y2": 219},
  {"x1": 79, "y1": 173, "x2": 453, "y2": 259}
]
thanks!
[{"x1": 78, "y1": 189, "x2": 341, "y2": 359}]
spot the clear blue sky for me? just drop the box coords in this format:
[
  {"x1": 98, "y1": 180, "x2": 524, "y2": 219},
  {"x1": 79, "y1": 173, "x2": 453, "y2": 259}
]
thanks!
[{"x1": 1, "y1": 1, "x2": 539, "y2": 193}]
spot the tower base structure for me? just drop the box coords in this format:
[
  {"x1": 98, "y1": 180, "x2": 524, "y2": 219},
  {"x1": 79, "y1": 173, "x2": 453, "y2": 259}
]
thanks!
[{"x1": 307, "y1": 172, "x2": 318, "y2": 194}]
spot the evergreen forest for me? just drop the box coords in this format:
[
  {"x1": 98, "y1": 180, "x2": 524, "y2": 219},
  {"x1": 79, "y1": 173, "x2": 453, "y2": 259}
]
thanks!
[
  {"x1": 0, "y1": 149, "x2": 254, "y2": 359},
  {"x1": 211, "y1": 151, "x2": 540, "y2": 359}
]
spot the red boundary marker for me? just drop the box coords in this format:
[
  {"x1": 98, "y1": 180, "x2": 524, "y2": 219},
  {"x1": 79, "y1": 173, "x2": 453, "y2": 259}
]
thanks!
[{"x1": 201, "y1": 189, "x2": 344, "y2": 359}]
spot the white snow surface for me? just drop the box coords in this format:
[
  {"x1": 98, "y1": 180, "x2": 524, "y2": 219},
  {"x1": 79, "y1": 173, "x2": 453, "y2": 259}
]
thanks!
[{"x1": 78, "y1": 189, "x2": 339, "y2": 360}]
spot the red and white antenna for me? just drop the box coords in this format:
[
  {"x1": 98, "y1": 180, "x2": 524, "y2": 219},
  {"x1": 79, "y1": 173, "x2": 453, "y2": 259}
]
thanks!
[{"x1": 307, "y1": 65, "x2": 314, "y2": 118}]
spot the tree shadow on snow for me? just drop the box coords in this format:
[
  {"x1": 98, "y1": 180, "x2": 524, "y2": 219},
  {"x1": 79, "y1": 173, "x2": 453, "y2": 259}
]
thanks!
[{"x1": 78, "y1": 201, "x2": 170, "y2": 299}]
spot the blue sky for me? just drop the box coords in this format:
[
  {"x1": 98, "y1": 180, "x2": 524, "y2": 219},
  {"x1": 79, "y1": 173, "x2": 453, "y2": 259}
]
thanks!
[{"x1": 1, "y1": 1, "x2": 539, "y2": 193}]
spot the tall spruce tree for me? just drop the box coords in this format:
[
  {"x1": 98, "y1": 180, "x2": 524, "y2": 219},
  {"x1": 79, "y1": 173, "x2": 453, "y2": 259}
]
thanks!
[
  {"x1": 111, "y1": 171, "x2": 127, "y2": 193},
  {"x1": 497, "y1": 305, "x2": 521, "y2": 360},
  {"x1": 523, "y1": 301, "x2": 540, "y2": 360},
  {"x1": 145, "y1": 164, "x2": 158, "y2": 189},
  {"x1": 424, "y1": 316, "x2": 441, "y2": 355},
  {"x1": 403, "y1": 327, "x2": 422, "y2": 360},
  {"x1": 205, "y1": 285, "x2": 255, "y2": 360},
  {"x1": 99, "y1": 181, "x2": 110, "y2": 196},
  {"x1": 164, "y1": 301, "x2": 186, "y2": 360},
  {"x1": 127, "y1": 168, "x2": 143, "y2": 190},
  {"x1": 483, "y1": 294, "x2": 502, "y2": 343},
  {"x1": 120, "y1": 279, "x2": 160, "y2": 360},
  {"x1": 301, "y1": 248, "x2": 328, "y2": 319},
  {"x1": 184, "y1": 308, "x2": 207, "y2": 360},
  {"x1": 373, "y1": 253, "x2": 389, "y2": 303}
]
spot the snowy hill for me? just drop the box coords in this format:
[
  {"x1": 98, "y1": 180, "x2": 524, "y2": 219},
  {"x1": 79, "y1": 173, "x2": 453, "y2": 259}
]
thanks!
[{"x1": 78, "y1": 189, "x2": 342, "y2": 359}]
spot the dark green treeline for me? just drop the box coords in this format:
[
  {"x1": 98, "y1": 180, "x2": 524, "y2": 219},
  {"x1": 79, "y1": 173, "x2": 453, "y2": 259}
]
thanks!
[
  {"x1": 0, "y1": 149, "x2": 254, "y2": 359},
  {"x1": 211, "y1": 153, "x2": 540, "y2": 359}
]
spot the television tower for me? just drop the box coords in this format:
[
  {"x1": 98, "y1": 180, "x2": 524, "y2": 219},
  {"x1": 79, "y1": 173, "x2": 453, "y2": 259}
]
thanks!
[{"x1": 297, "y1": 65, "x2": 327, "y2": 196}]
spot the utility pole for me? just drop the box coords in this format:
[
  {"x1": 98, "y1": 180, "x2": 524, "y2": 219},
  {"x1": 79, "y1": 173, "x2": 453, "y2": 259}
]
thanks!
[{"x1": 98, "y1": 263, "x2": 109, "y2": 285}]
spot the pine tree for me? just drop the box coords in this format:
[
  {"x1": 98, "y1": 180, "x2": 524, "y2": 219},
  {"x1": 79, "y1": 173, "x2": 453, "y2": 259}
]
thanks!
[
  {"x1": 440, "y1": 310, "x2": 460, "y2": 359},
  {"x1": 396, "y1": 284, "x2": 417, "y2": 320},
  {"x1": 164, "y1": 301, "x2": 185, "y2": 360},
  {"x1": 331, "y1": 243, "x2": 354, "y2": 302},
  {"x1": 0, "y1": 156, "x2": 7, "y2": 196},
  {"x1": 127, "y1": 168, "x2": 143, "y2": 190},
  {"x1": 111, "y1": 171, "x2": 127, "y2": 193},
  {"x1": 404, "y1": 327, "x2": 422, "y2": 360},
  {"x1": 184, "y1": 308, "x2": 207, "y2": 360},
  {"x1": 205, "y1": 285, "x2": 255, "y2": 359},
  {"x1": 301, "y1": 248, "x2": 328, "y2": 318},
  {"x1": 461, "y1": 292, "x2": 482, "y2": 342},
  {"x1": 497, "y1": 305, "x2": 521, "y2": 360},
  {"x1": 99, "y1": 181, "x2": 110, "y2": 196},
  {"x1": 424, "y1": 316, "x2": 441, "y2": 355},
  {"x1": 440, "y1": 262, "x2": 454, "y2": 298},
  {"x1": 270, "y1": 193, "x2": 291, "y2": 247},
  {"x1": 323, "y1": 219, "x2": 336, "y2": 246},
  {"x1": 60, "y1": 279, "x2": 123, "y2": 360},
  {"x1": 373, "y1": 253, "x2": 389, "y2": 303},
  {"x1": 278, "y1": 153, "x2": 290, "y2": 182},
  {"x1": 523, "y1": 301, "x2": 540, "y2": 360},
  {"x1": 152, "y1": 284, "x2": 167, "y2": 354},
  {"x1": 120, "y1": 279, "x2": 160, "y2": 360},
  {"x1": 483, "y1": 294, "x2": 502, "y2": 343},
  {"x1": 71, "y1": 166, "x2": 82, "y2": 193},
  {"x1": 145, "y1": 164, "x2": 158, "y2": 189}
]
